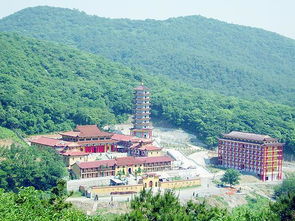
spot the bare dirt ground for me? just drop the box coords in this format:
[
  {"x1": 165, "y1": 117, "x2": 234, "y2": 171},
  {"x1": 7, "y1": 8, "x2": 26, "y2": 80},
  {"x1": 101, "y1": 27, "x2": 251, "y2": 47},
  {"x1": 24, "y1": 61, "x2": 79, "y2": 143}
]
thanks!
[
  {"x1": 67, "y1": 197, "x2": 128, "y2": 218},
  {"x1": 107, "y1": 119, "x2": 206, "y2": 155},
  {"x1": 0, "y1": 139, "x2": 14, "y2": 147}
]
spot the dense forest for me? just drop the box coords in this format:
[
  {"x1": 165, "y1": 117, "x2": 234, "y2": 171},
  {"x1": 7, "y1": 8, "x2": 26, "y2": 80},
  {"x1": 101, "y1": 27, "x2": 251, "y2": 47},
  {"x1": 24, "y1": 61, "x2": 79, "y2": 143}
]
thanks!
[
  {"x1": 1, "y1": 6, "x2": 294, "y2": 106},
  {"x1": 0, "y1": 32, "x2": 294, "y2": 153}
]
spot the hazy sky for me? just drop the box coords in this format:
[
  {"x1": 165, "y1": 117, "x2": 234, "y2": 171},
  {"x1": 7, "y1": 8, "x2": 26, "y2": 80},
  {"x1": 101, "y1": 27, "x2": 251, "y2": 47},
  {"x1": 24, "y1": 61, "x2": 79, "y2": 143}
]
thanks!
[{"x1": 1, "y1": 0, "x2": 295, "y2": 39}]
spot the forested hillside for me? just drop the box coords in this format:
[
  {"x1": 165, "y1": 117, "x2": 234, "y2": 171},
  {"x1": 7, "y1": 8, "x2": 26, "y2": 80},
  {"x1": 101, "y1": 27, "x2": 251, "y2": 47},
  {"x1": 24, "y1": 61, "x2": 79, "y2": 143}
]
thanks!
[
  {"x1": 0, "y1": 127, "x2": 66, "y2": 192},
  {"x1": 0, "y1": 32, "x2": 294, "y2": 153},
  {"x1": 1, "y1": 6, "x2": 294, "y2": 105}
]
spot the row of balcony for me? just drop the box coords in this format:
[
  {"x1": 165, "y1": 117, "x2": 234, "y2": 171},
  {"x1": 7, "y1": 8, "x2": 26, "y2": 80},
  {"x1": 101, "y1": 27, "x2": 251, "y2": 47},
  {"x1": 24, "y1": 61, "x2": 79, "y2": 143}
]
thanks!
[
  {"x1": 135, "y1": 97, "x2": 150, "y2": 100},
  {"x1": 222, "y1": 159, "x2": 280, "y2": 165},
  {"x1": 220, "y1": 150, "x2": 262, "y2": 155},
  {"x1": 220, "y1": 149, "x2": 281, "y2": 154},
  {"x1": 134, "y1": 92, "x2": 150, "y2": 95},
  {"x1": 220, "y1": 153, "x2": 281, "y2": 158},
  {"x1": 132, "y1": 122, "x2": 150, "y2": 126},
  {"x1": 133, "y1": 107, "x2": 151, "y2": 111},
  {"x1": 132, "y1": 116, "x2": 150, "y2": 120},
  {"x1": 135, "y1": 101, "x2": 150, "y2": 105},
  {"x1": 134, "y1": 112, "x2": 151, "y2": 115}
]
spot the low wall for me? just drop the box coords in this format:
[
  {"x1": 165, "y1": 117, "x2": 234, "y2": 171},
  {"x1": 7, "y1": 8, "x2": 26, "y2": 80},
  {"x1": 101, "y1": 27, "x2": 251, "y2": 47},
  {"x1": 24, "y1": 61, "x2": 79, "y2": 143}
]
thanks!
[
  {"x1": 160, "y1": 178, "x2": 200, "y2": 189},
  {"x1": 91, "y1": 184, "x2": 143, "y2": 195},
  {"x1": 87, "y1": 178, "x2": 201, "y2": 196},
  {"x1": 67, "y1": 177, "x2": 111, "y2": 191}
]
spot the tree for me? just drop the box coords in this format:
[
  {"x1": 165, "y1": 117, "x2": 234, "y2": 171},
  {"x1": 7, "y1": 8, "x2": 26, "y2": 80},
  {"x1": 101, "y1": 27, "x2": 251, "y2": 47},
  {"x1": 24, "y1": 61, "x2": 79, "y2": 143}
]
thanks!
[
  {"x1": 270, "y1": 192, "x2": 295, "y2": 221},
  {"x1": 120, "y1": 189, "x2": 230, "y2": 220},
  {"x1": 274, "y1": 175, "x2": 295, "y2": 198},
  {"x1": 0, "y1": 185, "x2": 98, "y2": 220},
  {"x1": 0, "y1": 143, "x2": 67, "y2": 192},
  {"x1": 134, "y1": 168, "x2": 142, "y2": 179},
  {"x1": 120, "y1": 189, "x2": 188, "y2": 220},
  {"x1": 221, "y1": 169, "x2": 241, "y2": 187}
]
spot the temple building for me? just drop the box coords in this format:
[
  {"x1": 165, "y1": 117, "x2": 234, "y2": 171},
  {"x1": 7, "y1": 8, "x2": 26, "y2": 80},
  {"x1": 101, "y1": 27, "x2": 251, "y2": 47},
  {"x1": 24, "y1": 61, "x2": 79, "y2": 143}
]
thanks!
[
  {"x1": 128, "y1": 142, "x2": 162, "y2": 157},
  {"x1": 71, "y1": 155, "x2": 173, "y2": 179},
  {"x1": 111, "y1": 133, "x2": 152, "y2": 153},
  {"x1": 218, "y1": 131, "x2": 283, "y2": 181},
  {"x1": 130, "y1": 83, "x2": 152, "y2": 139},
  {"x1": 60, "y1": 125, "x2": 117, "y2": 153}
]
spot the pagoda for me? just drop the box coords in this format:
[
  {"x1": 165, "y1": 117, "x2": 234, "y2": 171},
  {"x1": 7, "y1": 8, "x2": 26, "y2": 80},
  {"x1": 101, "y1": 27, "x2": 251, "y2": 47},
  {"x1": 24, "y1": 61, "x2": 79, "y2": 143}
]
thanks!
[{"x1": 130, "y1": 83, "x2": 152, "y2": 139}]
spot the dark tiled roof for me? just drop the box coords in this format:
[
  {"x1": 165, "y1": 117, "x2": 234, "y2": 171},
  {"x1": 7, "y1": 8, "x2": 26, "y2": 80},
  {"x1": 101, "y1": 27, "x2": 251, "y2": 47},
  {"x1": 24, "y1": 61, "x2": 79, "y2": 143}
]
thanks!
[
  {"x1": 75, "y1": 155, "x2": 173, "y2": 169},
  {"x1": 77, "y1": 159, "x2": 116, "y2": 169},
  {"x1": 223, "y1": 131, "x2": 277, "y2": 142},
  {"x1": 138, "y1": 145, "x2": 161, "y2": 151},
  {"x1": 60, "y1": 125, "x2": 112, "y2": 138},
  {"x1": 111, "y1": 134, "x2": 137, "y2": 142},
  {"x1": 115, "y1": 156, "x2": 142, "y2": 166},
  {"x1": 30, "y1": 137, "x2": 77, "y2": 147},
  {"x1": 139, "y1": 156, "x2": 173, "y2": 164}
]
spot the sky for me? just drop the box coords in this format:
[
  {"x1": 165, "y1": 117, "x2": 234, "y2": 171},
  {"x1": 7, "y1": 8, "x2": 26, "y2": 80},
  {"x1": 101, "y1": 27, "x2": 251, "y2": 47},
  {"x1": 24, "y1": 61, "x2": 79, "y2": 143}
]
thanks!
[{"x1": 1, "y1": 0, "x2": 295, "y2": 39}]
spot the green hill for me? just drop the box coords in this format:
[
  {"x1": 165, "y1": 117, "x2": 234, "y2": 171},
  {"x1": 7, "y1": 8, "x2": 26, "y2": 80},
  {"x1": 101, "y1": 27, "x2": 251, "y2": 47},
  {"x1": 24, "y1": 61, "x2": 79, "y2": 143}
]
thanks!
[
  {"x1": 0, "y1": 32, "x2": 294, "y2": 153},
  {"x1": 1, "y1": 6, "x2": 294, "y2": 105}
]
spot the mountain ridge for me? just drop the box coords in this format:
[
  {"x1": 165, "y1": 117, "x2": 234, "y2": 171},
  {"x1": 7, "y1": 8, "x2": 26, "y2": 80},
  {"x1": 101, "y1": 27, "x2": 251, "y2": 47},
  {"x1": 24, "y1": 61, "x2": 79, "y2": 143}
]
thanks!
[{"x1": 1, "y1": 6, "x2": 294, "y2": 105}]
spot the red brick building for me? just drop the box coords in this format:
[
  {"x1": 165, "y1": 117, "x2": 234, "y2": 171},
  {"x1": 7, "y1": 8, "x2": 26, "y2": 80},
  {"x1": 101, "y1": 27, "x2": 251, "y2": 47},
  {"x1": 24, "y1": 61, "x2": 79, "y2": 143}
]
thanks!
[{"x1": 218, "y1": 131, "x2": 283, "y2": 181}]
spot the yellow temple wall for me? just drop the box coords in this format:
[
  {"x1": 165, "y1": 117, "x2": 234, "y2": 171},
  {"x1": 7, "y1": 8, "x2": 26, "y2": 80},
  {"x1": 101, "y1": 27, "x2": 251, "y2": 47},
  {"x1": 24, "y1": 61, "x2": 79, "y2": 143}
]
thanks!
[
  {"x1": 91, "y1": 184, "x2": 144, "y2": 195},
  {"x1": 160, "y1": 178, "x2": 200, "y2": 189},
  {"x1": 88, "y1": 178, "x2": 201, "y2": 196}
]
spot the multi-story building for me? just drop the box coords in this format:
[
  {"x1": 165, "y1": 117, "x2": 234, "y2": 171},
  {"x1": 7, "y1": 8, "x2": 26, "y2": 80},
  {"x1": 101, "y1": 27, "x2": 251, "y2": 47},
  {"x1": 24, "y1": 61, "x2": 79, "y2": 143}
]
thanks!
[
  {"x1": 130, "y1": 83, "x2": 152, "y2": 139},
  {"x1": 71, "y1": 155, "x2": 173, "y2": 179},
  {"x1": 218, "y1": 131, "x2": 283, "y2": 181}
]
